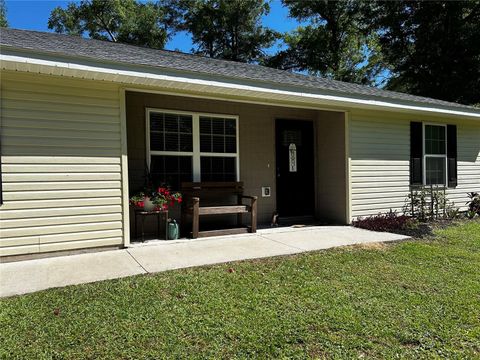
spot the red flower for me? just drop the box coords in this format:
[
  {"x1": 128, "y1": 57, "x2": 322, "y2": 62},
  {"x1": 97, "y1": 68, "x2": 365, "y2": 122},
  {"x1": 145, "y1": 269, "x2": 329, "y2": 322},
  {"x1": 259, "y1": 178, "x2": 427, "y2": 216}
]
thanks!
[{"x1": 177, "y1": 197, "x2": 182, "y2": 203}]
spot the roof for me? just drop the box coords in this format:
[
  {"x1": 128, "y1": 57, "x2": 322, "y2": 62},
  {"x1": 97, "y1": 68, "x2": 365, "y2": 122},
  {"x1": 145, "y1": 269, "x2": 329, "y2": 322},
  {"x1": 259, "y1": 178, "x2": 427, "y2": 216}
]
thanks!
[{"x1": 0, "y1": 27, "x2": 478, "y2": 113}]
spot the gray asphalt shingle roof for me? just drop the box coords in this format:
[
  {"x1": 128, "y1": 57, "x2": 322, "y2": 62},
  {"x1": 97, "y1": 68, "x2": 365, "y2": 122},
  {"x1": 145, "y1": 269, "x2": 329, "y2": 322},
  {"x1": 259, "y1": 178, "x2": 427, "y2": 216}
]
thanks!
[{"x1": 0, "y1": 27, "x2": 477, "y2": 112}]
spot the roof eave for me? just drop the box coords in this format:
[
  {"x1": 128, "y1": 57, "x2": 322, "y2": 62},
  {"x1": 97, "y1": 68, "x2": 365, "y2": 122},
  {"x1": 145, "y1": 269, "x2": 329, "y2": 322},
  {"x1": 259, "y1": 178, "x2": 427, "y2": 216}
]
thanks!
[{"x1": 1, "y1": 46, "x2": 479, "y2": 120}]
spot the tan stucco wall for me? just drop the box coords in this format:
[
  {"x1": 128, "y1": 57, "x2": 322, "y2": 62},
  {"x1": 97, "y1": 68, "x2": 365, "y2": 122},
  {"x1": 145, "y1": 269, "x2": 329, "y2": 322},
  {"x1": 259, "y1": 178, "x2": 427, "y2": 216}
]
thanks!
[
  {"x1": 315, "y1": 111, "x2": 347, "y2": 222},
  {"x1": 126, "y1": 91, "x2": 347, "y2": 225}
]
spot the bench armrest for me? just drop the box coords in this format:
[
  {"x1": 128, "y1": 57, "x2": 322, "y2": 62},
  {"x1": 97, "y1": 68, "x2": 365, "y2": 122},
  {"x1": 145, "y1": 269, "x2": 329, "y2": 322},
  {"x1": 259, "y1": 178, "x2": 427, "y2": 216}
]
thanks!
[{"x1": 240, "y1": 195, "x2": 258, "y2": 200}]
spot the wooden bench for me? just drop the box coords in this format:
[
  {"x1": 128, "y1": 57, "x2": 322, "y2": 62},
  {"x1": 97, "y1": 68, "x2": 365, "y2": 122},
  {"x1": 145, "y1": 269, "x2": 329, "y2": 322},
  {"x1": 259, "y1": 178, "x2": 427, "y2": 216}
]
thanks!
[{"x1": 181, "y1": 182, "x2": 257, "y2": 238}]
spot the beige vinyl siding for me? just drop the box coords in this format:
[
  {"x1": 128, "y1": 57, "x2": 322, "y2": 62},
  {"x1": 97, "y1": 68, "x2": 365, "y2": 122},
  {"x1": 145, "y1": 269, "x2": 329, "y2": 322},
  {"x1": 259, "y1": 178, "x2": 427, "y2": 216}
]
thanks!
[
  {"x1": 349, "y1": 110, "x2": 480, "y2": 219},
  {"x1": 0, "y1": 71, "x2": 124, "y2": 256}
]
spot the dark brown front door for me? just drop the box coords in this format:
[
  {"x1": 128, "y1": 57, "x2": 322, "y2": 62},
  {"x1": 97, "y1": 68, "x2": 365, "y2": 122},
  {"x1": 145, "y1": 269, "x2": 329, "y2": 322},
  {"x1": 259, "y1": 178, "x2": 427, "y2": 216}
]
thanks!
[{"x1": 275, "y1": 119, "x2": 315, "y2": 217}]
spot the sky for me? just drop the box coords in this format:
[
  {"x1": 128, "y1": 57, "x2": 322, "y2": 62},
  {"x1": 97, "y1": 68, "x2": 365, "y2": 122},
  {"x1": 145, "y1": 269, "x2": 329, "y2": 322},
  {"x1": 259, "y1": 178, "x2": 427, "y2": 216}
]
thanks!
[{"x1": 4, "y1": 0, "x2": 300, "y2": 54}]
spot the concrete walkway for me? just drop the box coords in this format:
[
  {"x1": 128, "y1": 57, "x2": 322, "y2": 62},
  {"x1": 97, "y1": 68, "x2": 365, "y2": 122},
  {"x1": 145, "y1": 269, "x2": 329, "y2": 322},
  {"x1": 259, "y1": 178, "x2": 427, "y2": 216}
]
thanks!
[{"x1": 0, "y1": 226, "x2": 409, "y2": 298}]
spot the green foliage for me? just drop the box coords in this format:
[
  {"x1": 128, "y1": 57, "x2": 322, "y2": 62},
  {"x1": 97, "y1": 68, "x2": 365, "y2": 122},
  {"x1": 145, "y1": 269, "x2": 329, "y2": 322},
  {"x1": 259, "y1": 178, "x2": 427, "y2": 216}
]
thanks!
[
  {"x1": 1, "y1": 222, "x2": 480, "y2": 358},
  {"x1": 265, "y1": 0, "x2": 386, "y2": 85},
  {"x1": 178, "y1": 0, "x2": 278, "y2": 62},
  {"x1": 0, "y1": 0, "x2": 8, "y2": 28},
  {"x1": 403, "y1": 185, "x2": 459, "y2": 222},
  {"x1": 466, "y1": 192, "x2": 480, "y2": 218},
  {"x1": 48, "y1": 0, "x2": 179, "y2": 49},
  {"x1": 371, "y1": 1, "x2": 480, "y2": 105}
]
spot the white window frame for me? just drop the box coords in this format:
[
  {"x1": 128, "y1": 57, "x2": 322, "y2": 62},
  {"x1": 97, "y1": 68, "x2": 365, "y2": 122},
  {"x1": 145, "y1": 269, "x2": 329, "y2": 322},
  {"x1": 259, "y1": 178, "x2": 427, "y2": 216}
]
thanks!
[
  {"x1": 422, "y1": 122, "x2": 447, "y2": 186},
  {"x1": 145, "y1": 108, "x2": 240, "y2": 182}
]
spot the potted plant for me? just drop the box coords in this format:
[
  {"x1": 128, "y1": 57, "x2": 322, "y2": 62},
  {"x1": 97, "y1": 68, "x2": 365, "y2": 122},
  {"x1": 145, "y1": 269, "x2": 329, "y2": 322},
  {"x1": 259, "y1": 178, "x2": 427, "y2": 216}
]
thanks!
[{"x1": 130, "y1": 186, "x2": 182, "y2": 212}]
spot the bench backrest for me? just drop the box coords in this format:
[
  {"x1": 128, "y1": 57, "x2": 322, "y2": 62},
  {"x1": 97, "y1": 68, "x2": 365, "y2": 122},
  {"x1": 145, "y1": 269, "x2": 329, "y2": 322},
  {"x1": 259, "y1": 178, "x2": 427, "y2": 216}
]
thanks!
[{"x1": 181, "y1": 182, "x2": 244, "y2": 198}]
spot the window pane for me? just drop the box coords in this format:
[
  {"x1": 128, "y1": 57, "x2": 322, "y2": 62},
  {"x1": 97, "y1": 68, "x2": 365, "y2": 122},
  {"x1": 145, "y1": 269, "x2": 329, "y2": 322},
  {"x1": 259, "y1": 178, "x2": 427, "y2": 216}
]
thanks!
[
  {"x1": 179, "y1": 116, "x2": 192, "y2": 133},
  {"x1": 164, "y1": 133, "x2": 179, "y2": 151},
  {"x1": 179, "y1": 134, "x2": 193, "y2": 152},
  {"x1": 225, "y1": 119, "x2": 236, "y2": 135},
  {"x1": 225, "y1": 136, "x2": 236, "y2": 153},
  {"x1": 150, "y1": 132, "x2": 164, "y2": 151},
  {"x1": 150, "y1": 155, "x2": 193, "y2": 190},
  {"x1": 199, "y1": 117, "x2": 211, "y2": 133},
  {"x1": 212, "y1": 135, "x2": 225, "y2": 153},
  {"x1": 426, "y1": 157, "x2": 446, "y2": 185},
  {"x1": 200, "y1": 135, "x2": 211, "y2": 152},
  {"x1": 149, "y1": 112, "x2": 192, "y2": 152},
  {"x1": 164, "y1": 113, "x2": 179, "y2": 132},
  {"x1": 199, "y1": 116, "x2": 237, "y2": 154},
  {"x1": 212, "y1": 119, "x2": 224, "y2": 135},
  {"x1": 150, "y1": 113, "x2": 164, "y2": 131},
  {"x1": 425, "y1": 125, "x2": 446, "y2": 155},
  {"x1": 200, "y1": 156, "x2": 236, "y2": 182}
]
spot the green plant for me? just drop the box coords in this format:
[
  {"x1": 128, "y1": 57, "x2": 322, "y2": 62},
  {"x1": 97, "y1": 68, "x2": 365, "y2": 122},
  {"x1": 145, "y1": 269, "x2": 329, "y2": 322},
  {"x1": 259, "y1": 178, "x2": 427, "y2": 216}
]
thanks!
[
  {"x1": 466, "y1": 210, "x2": 477, "y2": 220},
  {"x1": 466, "y1": 192, "x2": 480, "y2": 218},
  {"x1": 445, "y1": 205, "x2": 461, "y2": 220},
  {"x1": 403, "y1": 185, "x2": 456, "y2": 221}
]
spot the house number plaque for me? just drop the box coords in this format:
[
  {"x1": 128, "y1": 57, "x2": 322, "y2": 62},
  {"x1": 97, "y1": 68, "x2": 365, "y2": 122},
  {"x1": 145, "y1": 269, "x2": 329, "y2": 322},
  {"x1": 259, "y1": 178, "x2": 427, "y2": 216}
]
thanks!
[{"x1": 289, "y1": 143, "x2": 297, "y2": 172}]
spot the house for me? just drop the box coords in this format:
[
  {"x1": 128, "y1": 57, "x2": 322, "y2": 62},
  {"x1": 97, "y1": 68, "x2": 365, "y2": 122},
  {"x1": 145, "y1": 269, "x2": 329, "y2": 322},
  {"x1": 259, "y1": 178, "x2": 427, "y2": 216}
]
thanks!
[{"x1": 1, "y1": 28, "x2": 479, "y2": 257}]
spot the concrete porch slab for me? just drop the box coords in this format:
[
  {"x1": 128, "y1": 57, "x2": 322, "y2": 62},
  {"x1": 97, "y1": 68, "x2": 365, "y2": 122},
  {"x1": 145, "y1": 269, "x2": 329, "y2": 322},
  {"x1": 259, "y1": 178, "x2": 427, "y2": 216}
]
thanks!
[{"x1": 0, "y1": 226, "x2": 409, "y2": 298}]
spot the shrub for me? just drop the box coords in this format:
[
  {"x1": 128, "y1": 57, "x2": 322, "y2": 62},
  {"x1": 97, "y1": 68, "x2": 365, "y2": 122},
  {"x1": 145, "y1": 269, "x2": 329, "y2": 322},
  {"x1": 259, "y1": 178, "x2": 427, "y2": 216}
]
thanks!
[
  {"x1": 403, "y1": 185, "x2": 459, "y2": 221},
  {"x1": 353, "y1": 210, "x2": 416, "y2": 233},
  {"x1": 466, "y1": 192, "x2": 480, "y2": 218}
]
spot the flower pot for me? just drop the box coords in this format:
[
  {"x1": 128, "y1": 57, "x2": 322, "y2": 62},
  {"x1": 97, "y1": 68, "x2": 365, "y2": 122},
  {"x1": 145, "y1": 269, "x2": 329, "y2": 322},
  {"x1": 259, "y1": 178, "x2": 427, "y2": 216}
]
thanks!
[{"x1": 143, "y1": 197, "x2": 155, "y2": 212}]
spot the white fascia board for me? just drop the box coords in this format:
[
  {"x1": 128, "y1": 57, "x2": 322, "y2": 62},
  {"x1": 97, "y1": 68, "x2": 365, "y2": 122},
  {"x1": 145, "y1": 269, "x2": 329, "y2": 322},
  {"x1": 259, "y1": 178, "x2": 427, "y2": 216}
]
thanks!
[{"x1": 1, "y1": 51, "x2": 480, "y2": 120}]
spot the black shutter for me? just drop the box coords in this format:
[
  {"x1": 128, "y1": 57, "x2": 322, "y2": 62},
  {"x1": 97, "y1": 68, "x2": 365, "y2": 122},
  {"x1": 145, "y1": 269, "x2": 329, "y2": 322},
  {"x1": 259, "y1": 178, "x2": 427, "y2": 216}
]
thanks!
[
  {"x1": 410, "y1": 122, "x2": 423, "y2": 185},
  {"x1": 447, "y1": 124, "x2": 457, "y2": 188}
]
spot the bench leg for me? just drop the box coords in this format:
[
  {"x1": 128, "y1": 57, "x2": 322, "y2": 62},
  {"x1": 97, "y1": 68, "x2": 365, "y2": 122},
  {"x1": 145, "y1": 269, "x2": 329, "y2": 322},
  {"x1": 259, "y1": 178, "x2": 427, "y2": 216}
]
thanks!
[
  {"x1": 250, "y1": 196, "x2": 257, "y2": 233},
  {"x1": 192, "y1": 197, "x2": 200, "y2": 239},
  {"x1": 181, "y1": 203, "x2": 186, "y2": 238},
  {"x1": 237, "y1": 194, "x2": 243, "y2": 227}
]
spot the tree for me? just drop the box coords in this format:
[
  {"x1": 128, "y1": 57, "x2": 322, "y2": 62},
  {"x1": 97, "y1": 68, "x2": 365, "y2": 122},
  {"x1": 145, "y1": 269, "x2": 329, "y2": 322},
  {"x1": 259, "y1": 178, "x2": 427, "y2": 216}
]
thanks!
[
  {"x1": 179, "y1": 0, "x2": 278, "y2": 63},
  {"x1": 48, "y1": 0, "x2": 180, "y2": 49},
  {"x1": 372, "y1": 1, "x2": 480, "y2": 105},
  {"x1": 0, "y1": 0, "x2": 8, "y2": 28},
  {"x1": 266, "y1": 0, "x2": 384, "y2": 85}
]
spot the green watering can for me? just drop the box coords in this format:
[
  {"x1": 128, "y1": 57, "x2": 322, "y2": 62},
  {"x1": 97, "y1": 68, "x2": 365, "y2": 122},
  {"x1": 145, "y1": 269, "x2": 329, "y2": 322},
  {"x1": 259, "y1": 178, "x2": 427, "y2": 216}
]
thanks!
[{"x1": 168, "y1": 219, "x2": 179, "y2": 240}]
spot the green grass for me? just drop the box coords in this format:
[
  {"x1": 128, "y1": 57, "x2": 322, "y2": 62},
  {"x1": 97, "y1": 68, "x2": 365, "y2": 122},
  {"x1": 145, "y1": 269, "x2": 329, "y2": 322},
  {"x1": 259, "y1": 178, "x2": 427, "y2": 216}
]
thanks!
[{"x1": 1, "y1": 222, "x2": 480, "y2": 359}]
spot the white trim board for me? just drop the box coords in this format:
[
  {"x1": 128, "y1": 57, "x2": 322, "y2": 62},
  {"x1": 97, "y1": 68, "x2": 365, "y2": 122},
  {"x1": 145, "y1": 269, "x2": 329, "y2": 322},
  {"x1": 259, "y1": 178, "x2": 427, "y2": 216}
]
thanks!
[
  {"x1": 2, "y1": 51, "x2": 480, "y2": 120},
  {"x1": 119, "y1": 88, "x2": 130, "y2": 247}
]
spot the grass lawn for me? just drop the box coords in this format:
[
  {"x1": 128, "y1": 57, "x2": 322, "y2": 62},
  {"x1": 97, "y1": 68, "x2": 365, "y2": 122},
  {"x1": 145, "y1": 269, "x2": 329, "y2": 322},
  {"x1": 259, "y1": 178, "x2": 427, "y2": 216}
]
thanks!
[{"x1": 1, "y1": 222, "x2": 480, "y2": 359}]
